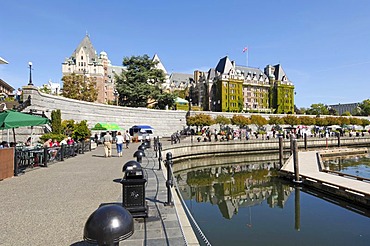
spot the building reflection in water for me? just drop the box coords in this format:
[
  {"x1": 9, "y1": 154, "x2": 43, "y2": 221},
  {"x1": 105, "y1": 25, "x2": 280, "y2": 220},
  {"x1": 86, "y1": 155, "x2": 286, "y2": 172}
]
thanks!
[{"x1": 175, "y1": 157, "x2": 294, "y2": 220}]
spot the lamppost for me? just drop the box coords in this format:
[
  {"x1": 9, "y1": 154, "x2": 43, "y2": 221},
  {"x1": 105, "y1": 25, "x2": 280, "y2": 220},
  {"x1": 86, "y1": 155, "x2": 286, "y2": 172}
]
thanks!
[
  {"x1": 114, "y1": 89, "x2": 119, "y2": 106},
  {"x1": 28, "y1": 62, "x2": 33, "y2": 86}
]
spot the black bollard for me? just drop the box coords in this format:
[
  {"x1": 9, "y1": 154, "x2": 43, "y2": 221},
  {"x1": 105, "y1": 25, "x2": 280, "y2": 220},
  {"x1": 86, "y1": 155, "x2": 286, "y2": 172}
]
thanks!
[
  {"x1": 279, "y1": 136, "x2": 284, "y2": 168},
  {"x1": 82, "y1": 140, "x2": 85, "y2": 154},
  {"x1": 164, "y1": 152, "x2": 174, "y2": 206},
  {"x1": 133, "y1": 150, "x2": 145, "y2": 163},
  {"x1": 292, "y1": 139, "x2": 301, "y2": 183},
  {"x1": 304, "y1": 133, "x2": 307, "y2": 150},
  {"x1": 337, "y1": 133, "x2": 341, "y2": 147},
  {"x1": 158, "y1": 142, "x2": 162, "y2": 170}
]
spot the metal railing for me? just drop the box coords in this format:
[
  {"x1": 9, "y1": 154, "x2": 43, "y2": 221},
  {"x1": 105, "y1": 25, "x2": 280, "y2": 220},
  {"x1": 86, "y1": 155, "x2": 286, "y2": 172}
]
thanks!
[
  {"x1": 14, "y1": 140, "x2": 92, "y2": 176},
  {"x1": 156, "y1": 138, "x2": 212, "y2": 246}
]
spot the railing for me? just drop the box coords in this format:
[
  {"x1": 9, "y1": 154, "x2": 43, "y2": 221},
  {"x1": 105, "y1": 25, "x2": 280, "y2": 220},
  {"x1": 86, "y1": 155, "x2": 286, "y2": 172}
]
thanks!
[{"x1": 14, "y1": 140, "x2": 92, "y2": 176}]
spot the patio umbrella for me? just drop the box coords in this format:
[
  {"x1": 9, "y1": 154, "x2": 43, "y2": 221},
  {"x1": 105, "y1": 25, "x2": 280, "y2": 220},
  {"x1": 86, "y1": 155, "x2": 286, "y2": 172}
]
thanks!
[
  {"x1": 91, "y1": 122, "x2": 122, "y2": 131},
  {"x1": 0, "y1": 110, "x2": 49, "y2": 143}
]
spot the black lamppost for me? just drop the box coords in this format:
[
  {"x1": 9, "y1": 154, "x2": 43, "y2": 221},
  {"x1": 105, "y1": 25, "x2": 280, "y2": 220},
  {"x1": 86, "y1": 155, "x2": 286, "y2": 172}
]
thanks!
[
  {"x1": 28, "y1": 62, "x2": 33, "y2": 86},
  {"x1": 114, "y1": 89, "x2": 119, "y2": 106}
]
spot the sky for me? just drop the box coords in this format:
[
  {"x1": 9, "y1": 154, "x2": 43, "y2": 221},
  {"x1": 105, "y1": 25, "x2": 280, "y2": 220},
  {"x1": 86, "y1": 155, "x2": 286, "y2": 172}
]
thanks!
[{"x1": 1, "y1": 0, "x2": 369, "y2": 108}]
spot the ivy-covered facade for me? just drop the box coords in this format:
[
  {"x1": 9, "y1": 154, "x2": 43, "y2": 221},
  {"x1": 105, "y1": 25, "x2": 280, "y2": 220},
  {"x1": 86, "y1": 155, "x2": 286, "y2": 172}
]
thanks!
[{"x1": 200, "y1": 56, "x2": 295, "y2": 113}]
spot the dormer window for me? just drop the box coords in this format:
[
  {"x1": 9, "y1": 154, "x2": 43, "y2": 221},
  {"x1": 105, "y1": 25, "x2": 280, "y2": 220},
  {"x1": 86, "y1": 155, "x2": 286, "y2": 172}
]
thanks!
[{"x1": 81, "y1": 56, "x2": 84, "y2": 60}]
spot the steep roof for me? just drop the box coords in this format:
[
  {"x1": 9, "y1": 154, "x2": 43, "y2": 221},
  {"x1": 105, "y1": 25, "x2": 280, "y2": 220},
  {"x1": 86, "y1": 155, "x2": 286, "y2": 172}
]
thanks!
[
  {"x1": 273, "y1": 64, "x2": 289, "y2": 81},
  {"x1": 153, "y1": 54, "x2": 168, "y2": 74},
  {"x1": 71, "y1": 35, "x2": 97, "y2": 63},
  {"x1": 0, "y1": 57, "x2": 8, "y2": 64},
  {"x1": 215, "y1": 56, "x2": 233, "y2": 74}
]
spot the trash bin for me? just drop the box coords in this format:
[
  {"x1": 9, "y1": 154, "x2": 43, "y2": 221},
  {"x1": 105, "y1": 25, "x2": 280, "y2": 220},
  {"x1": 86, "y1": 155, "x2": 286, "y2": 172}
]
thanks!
[{"x1": 120, "y1": 161, "x2": 148, "y2": 218}]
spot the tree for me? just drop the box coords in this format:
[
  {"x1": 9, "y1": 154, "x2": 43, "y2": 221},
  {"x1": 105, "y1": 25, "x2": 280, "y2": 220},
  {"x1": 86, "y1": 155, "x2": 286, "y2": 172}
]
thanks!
[
  {"x1": 250, "y1": 115, "x2": 267, "y2": 129},
  {"x1": 215, "y1": 115, "x2": 231, "y2": 129},
  {"x1": 360, "y1": 119, "x2": 370, "y2": 129},
  {"x1": 155, "y1": 92, "x2": 177, "y2": 109},
  {"x1": 315, "y1": 117, "x2": 328, "y2": 126},
  {"x1": 338, "y1": 116, "x2": 350, "y2": 126},
  {"x1": 115, "y1": 55, "x2": 174, "y2": 108},
  {"x1": 62, "y1": 73, "x2": 98, "y2": 102},
  {"x1": 51, "y1": 109, "x2": 62, "y2": 134},
  {"x1": 231, "y1": 115, "x2": 250, "y2": 128},
  {"x1": 73, "y1": 120, "x2": 91, "y2": 141},
  {"x1": 358, "y1": 99, "x2": 370, "y2": 116},
  {"x1": 341, "y1": 111, "x2": 352, "y2": 116},
  {"x1": 306, "y1": 103, "x2": 329, "y2": 115},
  {"x1": 282, "y1": 115, "x2": 300, "y2": 126},
  {"x1": 299, "y1": 116, "x2": 316, "y2": 126},
  {"x1": 186, "y1": 114, "x2": 214, "y2": 131},
  {"x1": 349, "y1": 117, "x2": 362, "y2": 126},
  {"x1": 268, "y1": 116, "x2": 284, "y2": 125},
  {"x1": 325, "y1": 116, "x2": 341, "y2": 126}
]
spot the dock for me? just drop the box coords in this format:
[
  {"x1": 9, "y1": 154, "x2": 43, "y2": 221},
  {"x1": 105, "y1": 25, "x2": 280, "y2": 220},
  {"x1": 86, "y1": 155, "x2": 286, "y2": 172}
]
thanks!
[{"x1": 280, "y1": 148, "x2": 370, "y2": 206}]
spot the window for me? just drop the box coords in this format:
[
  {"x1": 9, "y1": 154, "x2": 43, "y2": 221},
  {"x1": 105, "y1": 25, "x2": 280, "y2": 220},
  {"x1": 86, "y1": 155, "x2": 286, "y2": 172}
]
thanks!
[{"x1": 81, "y1": 56, "x2": 83, "y2": 60}]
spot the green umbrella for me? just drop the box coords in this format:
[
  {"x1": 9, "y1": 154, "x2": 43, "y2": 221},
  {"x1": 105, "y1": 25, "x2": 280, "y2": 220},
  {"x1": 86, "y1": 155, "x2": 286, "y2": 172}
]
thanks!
[
  {"x1": 0, "y1": 110, "x2": 49, "y2": 142},
  {"x1": 91, "y1": 122, "x2": 122, "y2": 131}
]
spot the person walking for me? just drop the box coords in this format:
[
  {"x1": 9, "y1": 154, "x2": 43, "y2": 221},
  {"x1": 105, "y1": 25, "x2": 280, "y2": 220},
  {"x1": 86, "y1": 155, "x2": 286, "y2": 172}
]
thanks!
[
  {"x1": 115, "y1": 131, "x2": 124, "y2": 157},
  {"x1": 124, "y1": 130, "x2": 131, "y2": 149},
  {"x1": 103, "y1": 131, "x2": 113, "y2": 157}
]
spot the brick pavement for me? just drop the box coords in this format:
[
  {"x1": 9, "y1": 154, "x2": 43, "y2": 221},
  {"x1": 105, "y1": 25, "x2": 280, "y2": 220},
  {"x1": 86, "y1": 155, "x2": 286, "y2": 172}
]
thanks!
[{"x1": 0, "y1": 142, "x2": 194, "y2": 246}]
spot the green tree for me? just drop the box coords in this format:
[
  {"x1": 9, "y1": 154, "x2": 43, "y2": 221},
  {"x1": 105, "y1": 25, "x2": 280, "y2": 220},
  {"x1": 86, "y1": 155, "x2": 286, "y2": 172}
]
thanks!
[
  {"x1": 341, "y1": 111, "x2": 352, "y2": 116},
  {"x1": 231, "y1": 115, "x2": 250, "y2": 128},
  {"x1": 349, "y1": 117, "x2": 362, "y2": 126},
  {"x1": 62, "y1": 73, "x2": 98, "y2": 102},
  {"x1": 215, "y1": 115, "x2": 231, "y2": 129},
  {"x1": 325, "y1": 116, "x2": 341, "y2": 126},
  {"x1": 358, "y1": 99, "x2": 370, "y2": 116},
  {"x1": 73, "y1": 120, "x2": 91, "y2": 141},
  {"x1": 282, "y1": 115, "x2": 300, "y2": 126},
  {"x1": 268, "y1": 116, "x2": 284, "y2": 125},
  {"x1": 51, "y1": 109, "x2": 62, "y2": 134},
  {"x1": 360, "y1": 119, "x2": 370, "y2": 129},
  {"x1": 39, "y1": 85, "x2": 51, "y2": 94},
  {"x1": 186, "y1": 114, "x2": 214, "y2": 130},
  {"x1": 338, "y1": 116, "x2": 350, "y2": 126},
  {"x1": 155, "y1": 92, "x2": 177, "y2": 109},
  {"x1": 299, "y1": 116, "x2": 315, "y2": 126},
  {"x1": 306, "y1": 103, "x2": 329, "y2": 115},
  {"x1": 315, "y1": 117, "x2": 328, "y2": 126},
  {"x1": 250, "y1": 115, "x2": 268, "y2": 129},
  {"x1": 115, "y1": 55, "x2": 173, "y2": 108},
  {"x1": 62, "y1": 119, "x2": 75, "y2": 136}
]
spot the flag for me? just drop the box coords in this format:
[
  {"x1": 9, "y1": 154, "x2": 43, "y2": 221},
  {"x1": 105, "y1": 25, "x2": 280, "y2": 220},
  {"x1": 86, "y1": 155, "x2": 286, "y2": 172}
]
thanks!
[{"x1": 242, "y1": 47, "x2": 248, "y2": 53}]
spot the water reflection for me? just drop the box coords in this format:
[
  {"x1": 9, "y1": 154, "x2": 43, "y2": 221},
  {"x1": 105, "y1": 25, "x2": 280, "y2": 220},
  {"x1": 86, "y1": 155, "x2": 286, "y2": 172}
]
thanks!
[
  {"x1": 175, "y1": 156, "x2": 370, "y2": 246},
  {"x1": 176, "y1": 159, "x2": 294, "y2": 220},
  {"x1": 322, "y1": 153, "x2": 370, "y2": 179}
]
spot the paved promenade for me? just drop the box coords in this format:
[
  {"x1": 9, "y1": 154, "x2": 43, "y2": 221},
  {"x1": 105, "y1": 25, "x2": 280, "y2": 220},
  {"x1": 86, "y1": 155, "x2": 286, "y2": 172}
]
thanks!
[{"x1": 0, "y1": 142, "x2": 195, "y2": 245}]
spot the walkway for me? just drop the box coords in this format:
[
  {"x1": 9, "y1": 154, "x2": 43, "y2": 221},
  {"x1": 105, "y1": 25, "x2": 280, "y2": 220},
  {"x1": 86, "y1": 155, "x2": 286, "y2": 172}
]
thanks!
[
  {"x1": 281, "y1": 150, "x2": 370, "y2": 201},
  {"x1": 0, "y1": 142, "x2": 196, "y2": 246}
]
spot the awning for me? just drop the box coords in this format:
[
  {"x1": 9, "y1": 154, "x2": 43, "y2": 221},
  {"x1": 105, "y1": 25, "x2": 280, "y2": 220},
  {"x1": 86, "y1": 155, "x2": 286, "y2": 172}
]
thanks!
[{"x1": 91, "y1": 122, "x2": 122, "y2": 131}]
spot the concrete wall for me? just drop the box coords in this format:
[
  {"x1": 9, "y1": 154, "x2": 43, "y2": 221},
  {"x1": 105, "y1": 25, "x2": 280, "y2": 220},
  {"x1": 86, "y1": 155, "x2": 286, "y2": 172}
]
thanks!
[
  {"x1": 19, "y1": 86, "x2": 370, "y2": 138},
  {"x1": 22, "y1": 86, "x2": 188, "y2": 137}
]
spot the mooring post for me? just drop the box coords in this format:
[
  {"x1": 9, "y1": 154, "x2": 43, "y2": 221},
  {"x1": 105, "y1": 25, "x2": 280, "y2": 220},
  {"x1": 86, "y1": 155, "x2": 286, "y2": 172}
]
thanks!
[
  {"x1": 304, "y1": 133, "x2": 307, "y2": 150},
  {"x1": 337, "y1": 133, "x2": 341, "y2": 147},
  {"x1": 293, "y1": 139, "x2": 301, "y2": 183},
  {"x1": 294, "y1": 186, "x2": 301, "y2": 231},
  {"x1": 290, "y1": 134, "x2": 295, "y2": 154},
  {"x1": 279, "y1": 136, "x2": 284, "y2": 168},
  {"x1": 158, "y1": 142, "x2": 162, "y2": 170}
]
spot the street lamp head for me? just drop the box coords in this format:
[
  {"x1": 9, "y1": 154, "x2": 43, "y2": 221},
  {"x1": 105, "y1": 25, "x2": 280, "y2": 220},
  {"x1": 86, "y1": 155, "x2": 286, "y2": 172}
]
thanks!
[{"x1": 28, "y1": 61, "x2": 32, "y2": 67}]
